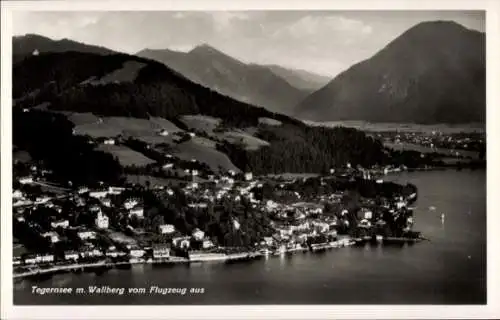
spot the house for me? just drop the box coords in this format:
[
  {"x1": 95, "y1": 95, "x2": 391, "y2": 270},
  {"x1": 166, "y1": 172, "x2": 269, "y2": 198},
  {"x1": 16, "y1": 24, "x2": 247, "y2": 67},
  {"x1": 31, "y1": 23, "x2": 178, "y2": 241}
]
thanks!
[
  {"x1": 262, "y1": 237, "x2": 274, "y2": 246},
  {"x1": 19, "y1": 176, "x2": 34, "y2": 184},
  {"x1": 158, "y1": 224, "x2": 175, "y2": 234},
  {"x1": 77, "y1": 230, "x2": 97, "y2": 241},
  {"x1": 41, "y1": 231, "x2": 60, "y2": 243},
  {"x1": 13, "y1": 257, "x2": 22, "y2": 266},
  {"x1": 172, "y1": 236, "x2": 191, "y2": 249},
  {"x1": 13, "y1": 190, "x2": 24, "y2": 200},
  {"x1": 188, "y1": 132, "x2": 196, "y2": 137},
  {"x1": 162, "y1": 163, "x2": 174, "y2": 169},
  {"x1": 32, "y1": 49, "x2": 39, "y2": 56},
  {"x1": 95, "y1": 211, "x2": 109, "y2": 229},
  {"x1": 108, "y1": 186, "x2": 125, "y2": 195},
  {"x1": 124, "y1": 198, "x2": 139, "y2": 210},
  {"x1": 152, "y1": 245, "x2": 170, "y2": 259},
  {"x1": 89, "y1": 190, "x2": 108, "y2": 199},
  {"x1": 81, "y1": 246, "x2": 103, "y2": 258},
  {"x1": 64, "y1": 251, "x2": 79, "y2": 261},
  {"x1": 192, "y1": 228, "x2": 205, "y2": 241},
  {"x1": 244, "y1": 172, "x2": 253, "y2": 181},
  {"x1": 232, "y1": 218, "x2": 240, "y2": 231},
  {"x1": 40, "y1": 254, "x2": 54, "y2": 263},
  {"x1": 51, "y1": 220, "x2": 69, "y2": 229},
  {"x1": 129, "y1": 206, "x2": 144, "y2": 218},
  {"x1": 78, "y1": 186, "x2": 89, "y2": 194},
  {"x1": 202, "y1": 239, "x2": 214, "y2": 249},
  {"x1": 99, "y1": 198, "x2": 111, "y2": 207},
  {"x1": 103, "y1": 139, "x2": 115, "y2": 145},
  {"x1": 129, "y1": 248, "x2": 145, "y2": 258},
  {"x1": 24, "y1": 254, "x2": 38, "y2": 265},
  {"x1": 159, "y1": 129, "x2": 169, "y2": 136}
]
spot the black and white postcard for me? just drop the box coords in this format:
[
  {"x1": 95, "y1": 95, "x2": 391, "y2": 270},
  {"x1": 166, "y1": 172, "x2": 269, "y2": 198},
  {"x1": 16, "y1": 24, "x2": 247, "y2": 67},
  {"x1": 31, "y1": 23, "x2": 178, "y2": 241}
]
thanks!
[{"x1": 1, "y1": 0, "x2": 499, "y2": 319}]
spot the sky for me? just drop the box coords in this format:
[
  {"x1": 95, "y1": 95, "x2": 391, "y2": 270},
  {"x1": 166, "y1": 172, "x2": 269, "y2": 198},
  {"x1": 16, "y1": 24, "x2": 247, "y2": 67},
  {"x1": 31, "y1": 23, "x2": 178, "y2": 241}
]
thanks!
[{"x1": 13, "y1": 11, "x2": 485, "y2": 77}]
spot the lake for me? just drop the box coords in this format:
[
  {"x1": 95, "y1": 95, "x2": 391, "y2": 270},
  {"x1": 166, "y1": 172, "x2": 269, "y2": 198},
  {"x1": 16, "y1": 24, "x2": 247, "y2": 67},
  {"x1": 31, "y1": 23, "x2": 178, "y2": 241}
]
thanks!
[{"x1": 13, "y1": 170, "x2": 486, "y2": 305}]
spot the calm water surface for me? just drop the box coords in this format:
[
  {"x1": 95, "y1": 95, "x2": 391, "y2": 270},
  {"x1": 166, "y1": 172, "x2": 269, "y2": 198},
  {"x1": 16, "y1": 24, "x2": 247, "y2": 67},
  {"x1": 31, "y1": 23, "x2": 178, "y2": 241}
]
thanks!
[{"x1": 14, "y1": 170, "x2": 486, "y2": 304}]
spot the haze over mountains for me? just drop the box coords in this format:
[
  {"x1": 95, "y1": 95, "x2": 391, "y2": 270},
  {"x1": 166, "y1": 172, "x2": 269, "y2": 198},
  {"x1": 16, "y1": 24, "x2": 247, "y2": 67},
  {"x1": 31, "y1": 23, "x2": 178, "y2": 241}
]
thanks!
[
  {"x1": 13, "y1": 19, "x2": 486, "y2": 125},
  {"x1": 136, "y1": 45, "x2": 317, "y2": 115},
  {"x1": 295, "y1": 21, "x2": 486, "y2": 124}
]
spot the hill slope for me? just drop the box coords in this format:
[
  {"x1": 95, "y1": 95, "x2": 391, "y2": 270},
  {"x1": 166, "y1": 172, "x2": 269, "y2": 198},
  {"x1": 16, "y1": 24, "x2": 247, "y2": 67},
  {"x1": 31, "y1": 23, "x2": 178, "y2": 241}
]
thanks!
[
  {"x1": 13, "y1": 51, "x2": 388, "y2": 179},
  {"x1": 295, "y1": 21, "x2": 486, "y2": 124},
  {"x1": 261, "y1": 64, "x2": 330, "y2": 91},
  {"x1": 136, "y1": 44, "x2": 310, "y2": 115}
]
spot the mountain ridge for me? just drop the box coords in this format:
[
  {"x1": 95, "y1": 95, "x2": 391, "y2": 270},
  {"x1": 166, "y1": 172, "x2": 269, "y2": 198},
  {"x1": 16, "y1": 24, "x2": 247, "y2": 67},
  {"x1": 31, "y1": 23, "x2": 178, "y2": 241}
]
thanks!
[{"x1": 295, "y1": 20, "x2": 486, "y2": 124}]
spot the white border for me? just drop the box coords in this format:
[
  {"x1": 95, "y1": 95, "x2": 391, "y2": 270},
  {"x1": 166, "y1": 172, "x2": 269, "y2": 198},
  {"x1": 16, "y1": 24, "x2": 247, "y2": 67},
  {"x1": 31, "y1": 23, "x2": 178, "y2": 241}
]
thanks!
[{"x1": 1, "y1": 1, "x2": 500, "y2": 319}]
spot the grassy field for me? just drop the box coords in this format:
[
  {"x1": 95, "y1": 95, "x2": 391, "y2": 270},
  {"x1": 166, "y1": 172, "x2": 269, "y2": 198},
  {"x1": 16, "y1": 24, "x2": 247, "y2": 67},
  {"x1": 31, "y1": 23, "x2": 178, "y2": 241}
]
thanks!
[
  {"x1": 71, "y1": 115, "x2": 183, "y2": 138},
  {"x1": 180, "y1": 115, "x2": 221, "y2": 135},
  {"x1": 90, "y1": 61, "x2": 146, "y2": 85},
  {"x1": 173, "y1": 139, "x2": 241, "y2": 173},
  {"x1": 258, "y1": 117, "x2": 282, "y2": 126},
  {"x1": 96, "y1": 144, "x2": 156, "y2": 167},
  {"x1": 217, "y1": 129, "x2": 270, "y2": 150}
]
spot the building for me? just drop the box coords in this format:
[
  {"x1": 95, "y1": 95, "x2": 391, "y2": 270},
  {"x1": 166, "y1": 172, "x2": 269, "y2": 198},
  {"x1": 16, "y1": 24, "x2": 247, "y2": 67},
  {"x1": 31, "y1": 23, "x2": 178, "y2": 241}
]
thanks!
[
  {"x1": 95, "y1": 211, "x2": 109, "y2": 229},
  {"x1": 77, "y1": 230, "x2": 97, "y2": 241},
  {"x1": 124, "y1": 198, "x2": 139, "y2": 210},
  {"x1": 13, "y1": 190, "x2": 24, "y2": 200},
  {"x1": 159, "y1": 129, "x2": 169, "y2": 136},
  {"x1": 152, "y1": 245, "x2": 170, "y2": 259},
  {"x1": 172, "y1": 236, "x2": 191, "y2": 249},
  {"x1": 130, "y1": 248, "x2": 145, "y2": 258},
  {"x1": 158, "y1": 224, "x2": 175, "y2": 234},
  {"x1": 19, "y1": 176, "x2": 34, "y2": 184},
  {"x1": 89, "y1": 190, "x2": 108, "y2": 199},
  {"x1": 244, "y1": 172, "x2": 253, "y2": 181},
  {"x1": 103, "y1": 139, "x2": 115, "y2": 145},
  {"x1": 64, "y1": 251, "x2": 79, "y2": 261},
  {"x1": 192, "y1": 228, "x2": 205, "y2": 241},
  {"x1": 42, "y1": 231, "x2": 60, "y2": 243},
  {"x1": 202, "y1": 239, "x2": 215, "y2": 249},
  {"x1": 78, "y1": 186, "x2": 89, "y2": 194},
  {"x1": 51, "y1": 220, "x2": 69, "y2": 229},
  {"x1": 129, "y1": 206, "x2": 144, "y2": 218},
  {"x1": 162, "y1": 163, "x2": 174, "y2": 169}
]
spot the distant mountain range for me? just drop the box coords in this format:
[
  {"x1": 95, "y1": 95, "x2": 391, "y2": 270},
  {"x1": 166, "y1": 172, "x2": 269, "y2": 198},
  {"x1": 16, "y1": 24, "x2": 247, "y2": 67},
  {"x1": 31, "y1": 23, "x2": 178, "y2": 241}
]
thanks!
[
  {"x1": 13, "y1": 20, "x2": 486, "y2": 125},
  {"x1": 136, "y1": 45, "x2": 321, "y2": 115},
  {"x1": 295, "y1": 21, "x2": 486, "y2": 124}
]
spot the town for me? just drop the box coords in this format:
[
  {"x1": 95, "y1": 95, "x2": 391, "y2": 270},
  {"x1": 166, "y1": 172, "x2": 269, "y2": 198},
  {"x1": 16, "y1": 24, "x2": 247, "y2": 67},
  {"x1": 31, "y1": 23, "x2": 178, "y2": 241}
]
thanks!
[{"x1": 13, "y1": 148, "x2": 421, "y2": 279}]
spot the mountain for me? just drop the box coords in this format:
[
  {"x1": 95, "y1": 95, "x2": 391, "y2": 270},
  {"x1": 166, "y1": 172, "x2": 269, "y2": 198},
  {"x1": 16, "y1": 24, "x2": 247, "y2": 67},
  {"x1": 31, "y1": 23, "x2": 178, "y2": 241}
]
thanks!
[
  {"x1": 13, "y1": 51, "x2": 388, "y2": 179},
  {"x1": 260, "y1": 64, "x2": 330, "y2": 91},
  {"x1": 13, "y1": 34, "x2": 116, "y2": 63},
  {"x1": 136, "y1": 44, "x2": 310, "y2": 115},
  {"x1": 295, "y1": 21, "x2": 486, "y2": 124}
]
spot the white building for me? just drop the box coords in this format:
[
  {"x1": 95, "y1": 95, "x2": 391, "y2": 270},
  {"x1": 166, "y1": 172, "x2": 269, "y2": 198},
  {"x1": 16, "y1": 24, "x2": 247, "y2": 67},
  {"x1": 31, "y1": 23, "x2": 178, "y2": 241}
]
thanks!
[
  {"x1": 202, "y1": 239, "x2": 214, "y2": 249},
  {"x1": 172, "y1": 236, "x2": 191, "y2": 249},
  {"x1": 103, "y1": 139, "x2": 115, "y2": 145},
  {"x1": 192, "y1": 228, "x2": 205, "y2": 241},
  {"x1": 158, "y1": 224, "x2": 175, "y2": 234},
  {"x1": 78, "y1": 186, "x2": 89, "y2": 194},
  {"x1": 244, "y1": 172, "x2": 253, "y2": 181},
  {"x1": 159, "y1": 129, "x2": 169, "y2": 136},
  {"x1": 153, "y1": 246, "x2": 170, "y2": 259},
  {"x1": 129, "y1": 248, "x2": 145, "y2": 258},
  {"x1": 89, "y1": 190, "x2": 108, "y2": 199},
  {"x1": 13, "y1": 190, "x2": 24, "y2": 200},
  {"x1": 19, "y1": 176, "x2": 34, "y2": 184},
  {"x1": 124, "y1": 198, "x2": 139, "y2": 210},
  {"x1": 64, "y1": 251, "x2": 79, "y2": 261},
  {"x1": 51, "y1": 220, "x2": 69, "y2": 229},
  {"x1": 77, "y1": 230, "x2": 96, "y2": 241},
  {"x1": 95, "y1": 211, "x2": 109, "y2": 229},
  {"x1": 364, "y1": 211, "x2": 373, "y2": 220},
  {"x1": 100, "y1": 198, "x2": 112, "y2": 207},
  {"x1": 163, "y1": 163, "x2": 174, "y2": 169},
  {"x1": 129, "y1": 206, "x2": 144, "y2": 218}
]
